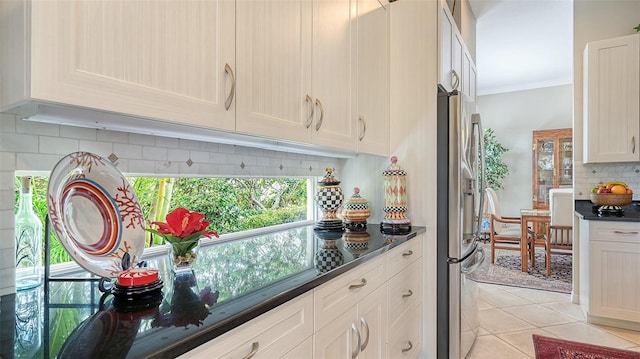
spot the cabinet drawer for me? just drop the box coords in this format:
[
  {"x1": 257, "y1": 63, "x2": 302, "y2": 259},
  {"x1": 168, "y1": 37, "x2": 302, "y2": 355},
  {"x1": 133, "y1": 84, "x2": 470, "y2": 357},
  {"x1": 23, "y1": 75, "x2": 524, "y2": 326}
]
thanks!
[
  {"x1": 591, "y1": 221, "x2": 640, "y2": 243},
  {"x1": 387, "y1": 258, "x2": 422, "y2": 322},
  {"x1": 386, "y1": 236, "x2": 422, "y2": 280},
  {"x1": 314, "y1": 255, "x2": 386, "y2": 331},
  {"x1": 181, "y1": 292, "x2": 313, "y2": 359},
  {"x1": 387, "y1": 301, "x2": 422, "y2": 359}
]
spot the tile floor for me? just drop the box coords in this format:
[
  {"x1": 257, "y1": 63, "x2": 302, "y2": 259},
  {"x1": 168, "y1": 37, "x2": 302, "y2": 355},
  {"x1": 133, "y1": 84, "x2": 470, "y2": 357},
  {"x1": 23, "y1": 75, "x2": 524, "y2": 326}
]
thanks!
[{"x1": 466, "y1": 282, "x2": 640, "y2": 358}]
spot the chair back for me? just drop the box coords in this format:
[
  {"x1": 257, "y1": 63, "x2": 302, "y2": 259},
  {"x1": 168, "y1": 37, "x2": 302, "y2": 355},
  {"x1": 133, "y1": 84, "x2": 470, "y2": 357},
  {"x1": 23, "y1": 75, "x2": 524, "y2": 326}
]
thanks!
[
  {"x1": 549, "y1": 188, "x2": 573, "y2": 226},
  {"x1": 485, "y1": 188, "x2": 508, "y2": 235},
  {"x1": 549, "y1": 188, "x2": 573, "y2": 247},
  {"x1": 485, "y1": 188, "x2": 501, "y2": 218}
]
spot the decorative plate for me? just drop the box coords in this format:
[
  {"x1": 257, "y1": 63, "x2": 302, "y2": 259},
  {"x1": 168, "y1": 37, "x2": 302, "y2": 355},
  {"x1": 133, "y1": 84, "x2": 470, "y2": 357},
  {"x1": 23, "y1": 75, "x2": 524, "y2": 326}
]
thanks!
[{"x1": 47, "y1": 152, "x2": 146, "y2": 278}]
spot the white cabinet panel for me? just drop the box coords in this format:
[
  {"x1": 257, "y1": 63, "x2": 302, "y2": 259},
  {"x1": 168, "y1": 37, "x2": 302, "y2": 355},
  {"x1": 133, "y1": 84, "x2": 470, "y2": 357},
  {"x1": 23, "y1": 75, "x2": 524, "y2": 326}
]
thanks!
[
  {"x1": 30, "y1": 0, "x2": 236, "y2": 131},
  {"x1": 583, "y1": 34, "x2": 640, "y2": 163},
  {"x1": 387, "y1": 301, "x2": 422, "y2": 359},
  {"x1": 355, "y1": 0, "x2": 390, "y2": 156}
]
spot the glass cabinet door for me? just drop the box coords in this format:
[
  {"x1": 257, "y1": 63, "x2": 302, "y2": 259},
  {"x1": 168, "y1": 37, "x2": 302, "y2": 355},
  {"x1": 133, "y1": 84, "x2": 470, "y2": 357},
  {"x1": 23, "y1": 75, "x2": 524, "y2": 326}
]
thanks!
[
  {"x1": 559, "y1": 138, "x2": 573, "y2": 186},
  {"x1": 535, "y1": 138, "x2": 555, "y2": 208},
  {"x1": 532, "y1": 128, "x2": 573, "y2": 209}
]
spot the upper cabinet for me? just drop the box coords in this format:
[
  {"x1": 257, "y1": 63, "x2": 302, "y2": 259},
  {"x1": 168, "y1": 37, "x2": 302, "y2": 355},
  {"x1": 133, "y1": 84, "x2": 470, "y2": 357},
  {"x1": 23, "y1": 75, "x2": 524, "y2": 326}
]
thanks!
[
  {"x1": 1, "y1": 0, "x2": 385, "y2": 156},
  {"x1": 583, "y1": 34, "x2": 640, "y2": 163},
  {"x1": 355, "y1": 0, "x2": 390, "y2": 156},
  {"x1": 438, "y1": 0, "x2": 475, "y2": 102},
  {"x1": 235, "y1": 0, "x2": 357, "y2": 153},
  {"x1": 12, "y1": 1, "x2": 236, "y2": 131}
]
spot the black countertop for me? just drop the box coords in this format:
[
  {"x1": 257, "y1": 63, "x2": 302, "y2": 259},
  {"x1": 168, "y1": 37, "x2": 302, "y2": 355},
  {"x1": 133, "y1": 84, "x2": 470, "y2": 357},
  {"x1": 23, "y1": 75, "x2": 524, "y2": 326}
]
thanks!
[
  {"x1": 1, "y1": 224, "x2": 425, "y2": 359},
  {"x1": 575, "y1": 200, "x2": 640, "y2": 222}
]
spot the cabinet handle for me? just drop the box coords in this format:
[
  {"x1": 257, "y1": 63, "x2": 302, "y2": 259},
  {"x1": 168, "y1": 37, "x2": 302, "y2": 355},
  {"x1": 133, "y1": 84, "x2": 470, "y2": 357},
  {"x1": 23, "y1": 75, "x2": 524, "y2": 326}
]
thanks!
[
  {"x1": 402, "y1": 250, "x2": 413, "y2": 257},
  {"x1": 451, "y1": 69, "x2": 460, "y2": 90},
  {"x1": 360, "y1": 316, "x2": 370, "y2": 351},
  {"x1": 351, "y1": 323, "x2": 361, "y2": 359},
  {"x1": 348, "y1": 278, "x2": 367, "y2": 290},
  {"x1": 613, "y1": 230, "x2": 639, "y2": 235},
  {"x1": 315, "y1": 98, "x2": 324, "y2": 131},
  {"x1": 402, "y1": 289, "x2": 413, "y2": 298},
  {"x1": 633, "y1": 136, "x2": 636, "y2": 154},
  {"x1": 243, "y1": 342, "x2": 259, "y2": 359},
  {"x1": 402, "y1": 340, "x2": 413, "y2": 353},
  {"x1": 305, "y1": 95, "x2": 314, "y2": 128},
  {"x1": 224, "y1": 63, "x2": 236, "y2": 111},
  {"x1": 358, "y1": 116, "x2": 366, "y2": 141}
]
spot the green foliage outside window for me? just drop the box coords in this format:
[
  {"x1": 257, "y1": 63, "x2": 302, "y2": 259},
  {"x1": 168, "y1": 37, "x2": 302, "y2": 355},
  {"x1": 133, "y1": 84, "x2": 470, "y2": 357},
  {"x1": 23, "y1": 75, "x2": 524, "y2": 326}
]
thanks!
[{"x1": 17, "y1": 176, "x2": 309, "y2": 265}]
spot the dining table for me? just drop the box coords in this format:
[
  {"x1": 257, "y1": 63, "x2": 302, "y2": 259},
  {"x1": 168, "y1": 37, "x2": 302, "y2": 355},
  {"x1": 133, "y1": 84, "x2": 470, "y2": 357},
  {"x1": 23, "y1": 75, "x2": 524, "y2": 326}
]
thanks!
[{"x1": 520, "y1": 209, "x2": 551, "y2": 272}]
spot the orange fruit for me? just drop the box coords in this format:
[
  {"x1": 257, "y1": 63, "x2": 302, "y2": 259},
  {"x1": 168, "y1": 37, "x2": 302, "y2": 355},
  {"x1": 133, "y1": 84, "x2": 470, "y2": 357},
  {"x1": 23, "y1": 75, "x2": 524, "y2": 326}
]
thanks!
[
  {"x1": 627, "y1": 188, "x2": 634, "y2": 194},
  {"x1": 611, "y1": 185, "x2": 627, "y2": 194}
]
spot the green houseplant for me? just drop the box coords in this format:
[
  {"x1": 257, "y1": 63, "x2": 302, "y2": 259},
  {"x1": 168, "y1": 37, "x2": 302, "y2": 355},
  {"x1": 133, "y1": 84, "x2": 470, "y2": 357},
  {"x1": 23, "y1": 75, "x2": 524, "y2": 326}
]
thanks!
[{"x1": 483, "y1": 128, "x2": 510, "y2": 190}]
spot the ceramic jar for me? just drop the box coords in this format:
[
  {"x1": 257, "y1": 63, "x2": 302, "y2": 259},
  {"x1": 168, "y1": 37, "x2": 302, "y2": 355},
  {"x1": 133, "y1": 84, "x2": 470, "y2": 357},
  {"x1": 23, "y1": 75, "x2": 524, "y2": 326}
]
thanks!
[
  {"x1": 342, "y1": 187, "x2": 371, "y2": 231},
  {"x1": 381, "y1": 156, "x2": 411, "y2": 233},
  {"x1": 314, "y1": 168, "x2": 344, "y2": 231}
]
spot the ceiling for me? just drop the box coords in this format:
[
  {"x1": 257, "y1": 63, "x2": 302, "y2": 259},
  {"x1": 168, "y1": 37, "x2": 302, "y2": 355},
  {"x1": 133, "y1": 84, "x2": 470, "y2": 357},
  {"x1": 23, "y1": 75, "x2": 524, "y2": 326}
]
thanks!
[{"x1": 469, "y1": 0, "x2": 573, "y2": 96}]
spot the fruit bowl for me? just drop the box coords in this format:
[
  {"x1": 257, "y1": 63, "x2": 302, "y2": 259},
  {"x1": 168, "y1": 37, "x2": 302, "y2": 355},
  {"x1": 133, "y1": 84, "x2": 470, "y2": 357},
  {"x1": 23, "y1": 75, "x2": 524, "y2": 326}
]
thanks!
[{"x1": 590, "y1": 193, "x2": 633, "y2": 206}]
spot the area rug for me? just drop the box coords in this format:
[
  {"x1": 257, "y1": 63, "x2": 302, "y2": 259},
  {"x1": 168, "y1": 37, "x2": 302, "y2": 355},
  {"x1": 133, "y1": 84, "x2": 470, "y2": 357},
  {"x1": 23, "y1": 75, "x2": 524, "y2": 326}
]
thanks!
[
  {"x1": 467, "y1": 243, "x2": 572, "y2": 293},
  {"x1": 532, "y1": 334, "x2": 640, "y2": 358}
]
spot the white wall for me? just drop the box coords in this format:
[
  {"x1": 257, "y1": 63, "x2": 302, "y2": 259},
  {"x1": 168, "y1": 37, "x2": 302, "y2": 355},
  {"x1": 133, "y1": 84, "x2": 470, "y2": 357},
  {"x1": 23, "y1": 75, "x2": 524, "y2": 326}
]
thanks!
[
  {"x1": 0, "y1": 113, "x2": 350, "y2": 296},
  {"x1": 477, "y1": 84, "x2": 573, "y2": 215},
  {"x1": 573, "y1": 0, "x2": 640, "y2": 200}
]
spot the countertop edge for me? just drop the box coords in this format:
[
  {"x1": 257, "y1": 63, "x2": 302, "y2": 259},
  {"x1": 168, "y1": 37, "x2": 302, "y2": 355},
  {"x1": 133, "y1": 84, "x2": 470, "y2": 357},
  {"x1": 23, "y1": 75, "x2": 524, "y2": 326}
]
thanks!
[
  {"x1": 153, "y1": 226, "x2": 427, "y2": 358},
  {"x1": 575, "y1": 200, "x2": 640, "y2": 222}
]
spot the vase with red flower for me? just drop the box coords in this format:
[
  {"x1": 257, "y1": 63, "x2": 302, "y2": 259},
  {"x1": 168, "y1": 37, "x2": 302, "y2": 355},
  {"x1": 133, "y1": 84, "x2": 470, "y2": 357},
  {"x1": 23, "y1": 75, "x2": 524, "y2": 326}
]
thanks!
[{"x1": 147, "y1": 207, "x2": 219, "y2": 274}]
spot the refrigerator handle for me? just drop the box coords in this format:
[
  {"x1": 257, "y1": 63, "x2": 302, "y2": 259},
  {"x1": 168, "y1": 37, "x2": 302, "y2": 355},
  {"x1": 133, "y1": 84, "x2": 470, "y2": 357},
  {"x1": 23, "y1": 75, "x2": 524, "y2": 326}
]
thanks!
[{"x1": 472, "y1": 113, "x2": 486, "y2": 240}]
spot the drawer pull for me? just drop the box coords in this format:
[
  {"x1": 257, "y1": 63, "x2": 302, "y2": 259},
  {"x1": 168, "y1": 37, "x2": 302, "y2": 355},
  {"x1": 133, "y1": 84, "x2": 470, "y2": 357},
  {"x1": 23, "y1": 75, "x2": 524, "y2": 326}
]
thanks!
[
  {"x1": 402, "y1": 289, "x2": 413, "y2": 298},
  {"x1": 402, "y1": 250, "x2": 414, "y2": 257},
  {"x1": 402, "y1": 340, "x2": 413, "y2": 353},
  {"x1": 224, "y1": 63, "x2": 236, "y2": 111},
  {"x1": 243, "y1": 342, "x2": 259, "y2": 359},
  {"x1": 613, "y1": 231, "x2": 639, "y2": 235},
  {"x1": 349, "y1": 278, "x2": 367, "y2": 290}
]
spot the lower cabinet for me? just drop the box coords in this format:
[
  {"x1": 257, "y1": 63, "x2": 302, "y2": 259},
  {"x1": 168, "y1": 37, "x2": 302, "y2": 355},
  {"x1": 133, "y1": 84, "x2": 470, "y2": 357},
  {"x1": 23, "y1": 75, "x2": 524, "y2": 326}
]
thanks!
[
  {"x1": 580, "y1": 220, "x2": 640, "y2": 329},
  {"x1": 182, "y1": 236, "x2": 424, "y2": 358},
  {"x1": 179, "y1": 292, "x2": 313, "y2": 358},
  {"x1": 313, "y1": 284, "x2": 387, "y2": 359}
]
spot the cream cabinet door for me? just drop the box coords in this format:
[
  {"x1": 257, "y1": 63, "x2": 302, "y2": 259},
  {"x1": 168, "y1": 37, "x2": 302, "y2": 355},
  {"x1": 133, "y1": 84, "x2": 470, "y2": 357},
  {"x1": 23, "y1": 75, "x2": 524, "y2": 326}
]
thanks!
[
  {"x1": 310, "y1": 0, "x2": 358, "y2": 151},
  {"x1": 355, "y1": 0, "x2": 390, "y2": 156},
  {"x1": 31, "y1": 0, "x2": 236, "y2": 131},
  {"x1": 355, "y1": 284, "x2": 387, "y2": 359},
  {"x1": 314, "y1": 305, "x2": 358, "y2": 359},
  {"x1": 438, "y1": 1, "x2": 461, "y2": 92},
  {"x1": 235, "y1": 1, "x2": 313, "y2": 143},
  {"x1": 583, "y1": 34, "x2": 640, "y2": 163}
]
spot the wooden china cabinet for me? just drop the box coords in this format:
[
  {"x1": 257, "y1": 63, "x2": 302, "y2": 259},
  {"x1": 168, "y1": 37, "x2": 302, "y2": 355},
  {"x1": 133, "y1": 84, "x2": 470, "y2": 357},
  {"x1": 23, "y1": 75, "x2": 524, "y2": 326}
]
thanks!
[{"x1": 532, "y1": 128, "x2": 573, "y2": 209}]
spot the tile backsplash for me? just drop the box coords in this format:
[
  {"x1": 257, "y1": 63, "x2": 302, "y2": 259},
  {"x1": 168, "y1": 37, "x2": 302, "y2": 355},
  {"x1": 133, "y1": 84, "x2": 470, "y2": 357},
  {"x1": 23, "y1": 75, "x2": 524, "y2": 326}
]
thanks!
[
  {"x1": 0, "y1": 113, "x2": 344, "y2": 296},
  {"x1": 574, "y1": 161, "x2": 640, "y2": 200}
]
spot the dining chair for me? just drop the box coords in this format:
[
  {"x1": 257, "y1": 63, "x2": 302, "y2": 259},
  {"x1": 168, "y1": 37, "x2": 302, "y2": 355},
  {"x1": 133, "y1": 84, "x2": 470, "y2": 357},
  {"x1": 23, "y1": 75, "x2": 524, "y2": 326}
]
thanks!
[
  {"x1": 543, "y1": 188, "x2": 573, "y2": 276},
  {"x1": 485, "y1": 188, "x2": 525, "y2": 264}
]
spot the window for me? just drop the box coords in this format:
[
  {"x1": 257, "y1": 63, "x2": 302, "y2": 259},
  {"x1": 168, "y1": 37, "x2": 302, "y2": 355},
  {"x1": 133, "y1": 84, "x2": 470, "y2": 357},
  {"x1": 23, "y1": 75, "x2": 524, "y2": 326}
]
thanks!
[{"x1": 17, "y1": 176, "x2": 312, "y2": 265}]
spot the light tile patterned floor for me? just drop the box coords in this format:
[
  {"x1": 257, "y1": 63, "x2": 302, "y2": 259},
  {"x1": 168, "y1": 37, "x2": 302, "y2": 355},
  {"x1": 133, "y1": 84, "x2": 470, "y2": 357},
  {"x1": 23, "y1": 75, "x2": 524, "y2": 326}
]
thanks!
[{"x1": 466, "y1": 283, "x2": 640, "y2": 358}]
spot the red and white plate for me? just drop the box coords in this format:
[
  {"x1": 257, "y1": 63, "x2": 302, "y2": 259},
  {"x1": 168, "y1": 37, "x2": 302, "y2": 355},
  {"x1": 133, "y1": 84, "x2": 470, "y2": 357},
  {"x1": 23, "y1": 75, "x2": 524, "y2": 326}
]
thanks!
[{"x1": 47, "y1": 152, "x2": 146, "y2": 278}]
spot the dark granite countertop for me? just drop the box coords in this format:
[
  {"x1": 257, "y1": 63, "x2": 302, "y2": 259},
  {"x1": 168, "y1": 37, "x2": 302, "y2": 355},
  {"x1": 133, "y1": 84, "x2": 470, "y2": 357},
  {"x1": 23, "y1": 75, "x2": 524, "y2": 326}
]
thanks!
[
  {"x1": 1, "y1": 224, "x2": 425, "y2": 359},
  {"x1": 575, "y1": 200, "x2": 640, "y2": 222}
]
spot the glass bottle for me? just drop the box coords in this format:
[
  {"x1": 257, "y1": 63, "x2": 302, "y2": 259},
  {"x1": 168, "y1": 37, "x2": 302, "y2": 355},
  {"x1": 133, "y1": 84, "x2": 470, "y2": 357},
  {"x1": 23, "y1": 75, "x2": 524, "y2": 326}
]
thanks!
[{"x1": 15, "y1": 176, "x2": 43, "y2": 290}]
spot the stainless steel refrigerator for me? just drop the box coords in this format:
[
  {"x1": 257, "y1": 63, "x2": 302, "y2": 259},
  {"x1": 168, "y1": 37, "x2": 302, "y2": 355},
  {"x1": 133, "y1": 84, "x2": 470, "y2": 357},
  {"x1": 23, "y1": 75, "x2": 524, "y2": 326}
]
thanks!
[{"x1": 436, "y1": 86, "x2": 486, "y2": 358}]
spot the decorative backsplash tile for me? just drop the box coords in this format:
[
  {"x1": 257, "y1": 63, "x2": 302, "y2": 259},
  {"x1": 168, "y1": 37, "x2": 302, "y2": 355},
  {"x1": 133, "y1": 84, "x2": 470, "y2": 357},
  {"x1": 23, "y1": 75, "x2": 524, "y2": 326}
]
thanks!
[
  {"x1": 574, "y1": 161, "x2": 640, "y2": 200},
  {"x1": 0, "y1": 112, "x2": 344, "y2": 296}
]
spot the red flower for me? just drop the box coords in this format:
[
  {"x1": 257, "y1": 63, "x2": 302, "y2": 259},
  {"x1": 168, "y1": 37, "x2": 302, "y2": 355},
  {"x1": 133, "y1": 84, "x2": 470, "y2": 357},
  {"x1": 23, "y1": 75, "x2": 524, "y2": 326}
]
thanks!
[{"x1": 150, "y1": 208, "x2": 218, "y2": 240}]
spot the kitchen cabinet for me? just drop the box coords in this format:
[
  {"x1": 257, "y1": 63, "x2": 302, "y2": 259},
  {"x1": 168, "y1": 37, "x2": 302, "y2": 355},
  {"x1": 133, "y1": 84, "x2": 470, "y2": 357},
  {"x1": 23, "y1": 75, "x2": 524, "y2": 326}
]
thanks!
[
  {"x1": 235, "y1": 0, "x2": 357, "y2": 152},
  {"x1": 532, "y1": 128, "x2": 573, "y2": 209},
  {"x1": 2, "y1": 0, "x2": 236, "y2": 131},
  {"x1": 313, "y1": 285, "x2": 387, "y2": 359},
  {"x1": 179, "y1": 292, "x2": 314, "y2": 358},
  {"x1": 355, "y1": 0, "x2": 390, "y2": 156},
  {"x1": 386, "y1": 241, "x2": 423, "y2": 359},
  {"x1": 438, "y1": 2, "x2": 462, "y2": 92},
  {"x1": 438, "y1": 0, "x2": 476, "y2": 100},
  {"x1": 583, "y1": 34, "x2": 640, "y2": 163},
  {"x1": 579, "y1": 220, "x2": 640, "y2": 329}
]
